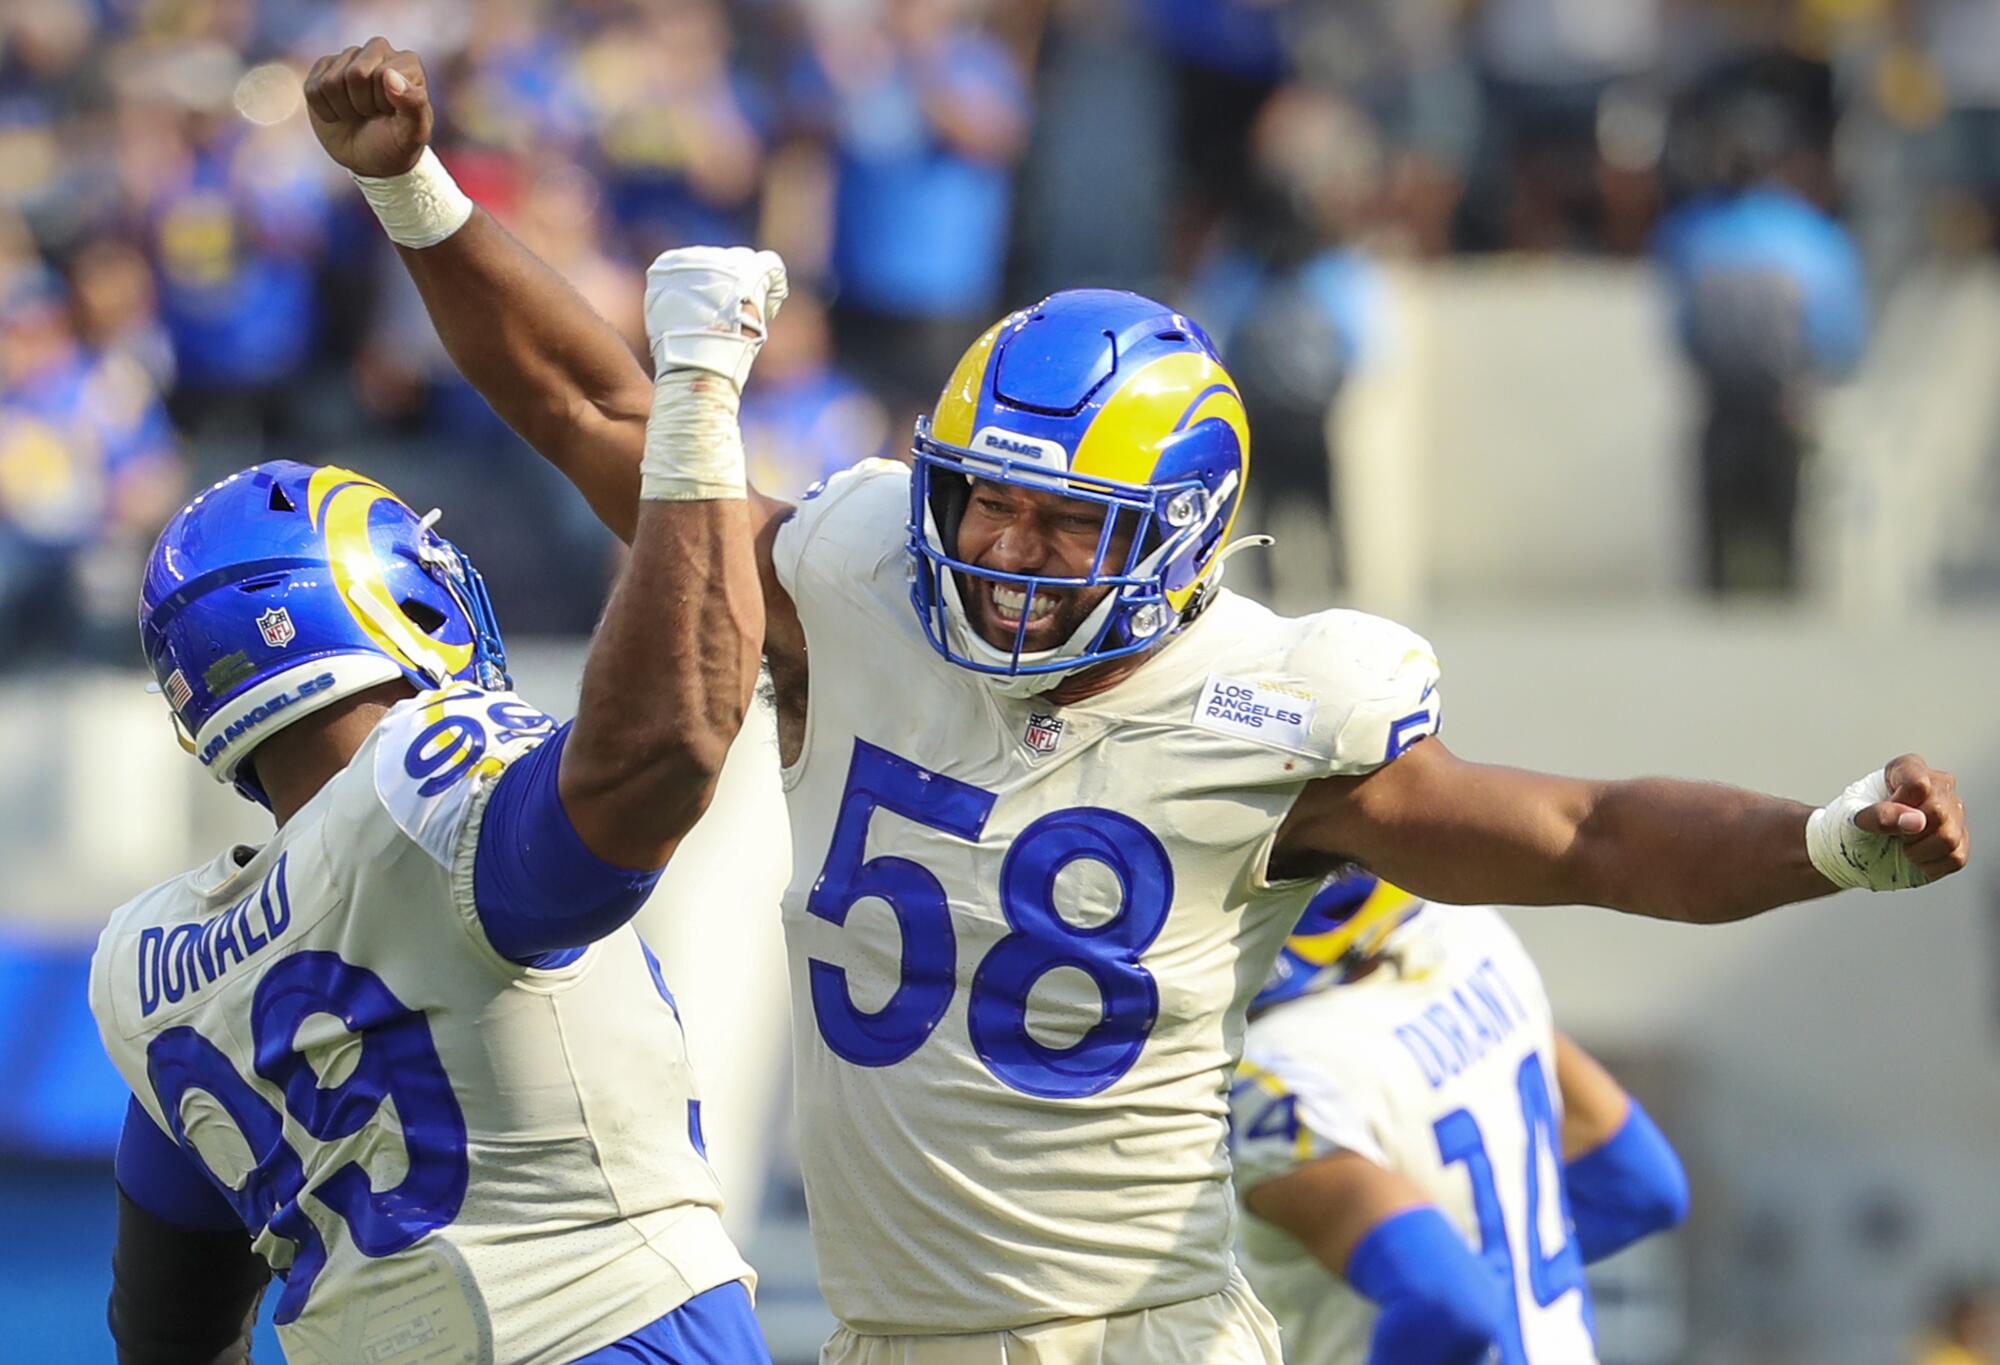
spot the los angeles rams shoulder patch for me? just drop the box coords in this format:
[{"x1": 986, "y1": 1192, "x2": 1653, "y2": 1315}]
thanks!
[{"x1": 1191, "y1": 674, "x2": 1329, "y2": 758}]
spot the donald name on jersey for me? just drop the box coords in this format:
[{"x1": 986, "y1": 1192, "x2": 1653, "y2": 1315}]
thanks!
[{"x1": 132, "y1": 855, "x2": 293, "y2": 1017}]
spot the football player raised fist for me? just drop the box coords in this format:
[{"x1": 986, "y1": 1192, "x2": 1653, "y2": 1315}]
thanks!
[{"x1": 304, "y1": 37, "x2": 433, "y2": 179}]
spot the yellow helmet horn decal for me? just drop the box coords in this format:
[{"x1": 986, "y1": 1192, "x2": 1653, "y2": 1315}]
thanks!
[
  {"x1": 1286, "y1": 881, "x2": 1419, "y2": 968},
  {"x1": 1066, "y1": 352, "x2": 1250, "y2": 613},
  {"x1": 307, "y1": 466, "x2": 472, "y2": 681},
  {"x1": 931, "y1": 321, "x2": 1007, "y2": 450}
]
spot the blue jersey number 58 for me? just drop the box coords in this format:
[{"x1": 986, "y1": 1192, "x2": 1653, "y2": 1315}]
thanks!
[{"x1": 807, "y1": 738, "x2": 1173, "y2": 1099}]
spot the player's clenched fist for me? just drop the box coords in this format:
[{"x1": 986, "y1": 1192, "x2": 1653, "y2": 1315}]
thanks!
[
  {"x1": 304, "y1": 38, "x2": 432, "y2": 179},
  {"x1": 1809, "y1": 754, "x2": 1970, "y2": 890}
]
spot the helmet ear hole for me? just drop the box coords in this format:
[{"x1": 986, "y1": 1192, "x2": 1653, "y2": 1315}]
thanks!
[{"x1": 400, "y1": 597, "x2": 447, "y2": 634}]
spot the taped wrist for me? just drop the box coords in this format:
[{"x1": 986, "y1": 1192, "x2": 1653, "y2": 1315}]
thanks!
[
  {"x1": 640, "y1": 368, "x2": 747, "y2": 502},
  {"x1": 352, "y1": 146, "x2": 473, "y2": 249},
  {"x1": 1806, "y1": 768, "x2": 1926, "y2": 891}
]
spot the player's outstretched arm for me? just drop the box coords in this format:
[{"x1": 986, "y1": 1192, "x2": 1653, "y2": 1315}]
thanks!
[
  {"x1": 1245, "y1": 1154, "x2": 1503, "y2": 1365},
  {"x1": 1552, "y1": 1035, "x2": 1690, "y2": 1262},
  {"x1": 552, "y1": 249, "x2": 781, "y2": 870},
  {"x1": 1275, "y1": 741, "x2": 1968, "y2": 924}
]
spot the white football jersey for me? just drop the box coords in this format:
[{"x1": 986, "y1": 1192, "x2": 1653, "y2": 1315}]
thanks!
[
  {"x1": 771, "y1": 461, "x2": 1443, "y2": 1334},
  {"x1": 1230, "y1": 905, "x2": 1598, "y2": 1365},
  {"x1": 90, "y1": 685, "x2": 751, "y2": 1365}
]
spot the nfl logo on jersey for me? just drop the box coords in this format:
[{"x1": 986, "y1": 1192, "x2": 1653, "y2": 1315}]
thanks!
[
  {"x1": 257, "y1": 607, "x2": 296, "y2": 648},
  {"x1": 1022, "y1": 712, "x2": 1064, "y2": 755}
]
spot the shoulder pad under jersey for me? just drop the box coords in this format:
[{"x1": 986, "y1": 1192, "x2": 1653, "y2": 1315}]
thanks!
[
  {"x1": 369, "y1": 684, "x2": 561, "y2": 870},
  {"x1": 770, "y1": 457, "x2": 909, "y2": 605},
  {"x1": 1286, "y1": 610, "x2": 1441, "y2": 778}
]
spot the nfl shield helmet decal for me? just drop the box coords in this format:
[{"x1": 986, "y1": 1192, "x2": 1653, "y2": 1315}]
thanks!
[
  {"x1": 256, "y1": 607, "x2": 297, "y2": 649},
  {"x1": 1022, "y1": 712, "x2": 1064, "y2": 755}
]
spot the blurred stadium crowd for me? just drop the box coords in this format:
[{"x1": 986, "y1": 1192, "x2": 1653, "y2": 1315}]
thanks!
[{"x1": 4, "y1": 0, "x2": 2000, "y2": 665}]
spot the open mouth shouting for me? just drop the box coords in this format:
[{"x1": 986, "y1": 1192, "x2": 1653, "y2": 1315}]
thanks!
[{"x1": 977, "y1": 577, "x2": 1069, "y2": 649}]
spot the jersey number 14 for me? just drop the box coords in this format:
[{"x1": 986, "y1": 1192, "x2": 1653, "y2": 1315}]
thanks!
[
  {"x1": 806, "y1": 739, "x2": 1173, "y2": 1100},
  {"x1": 1434, "y1": 1053, "x2": 1592, "y2": 1364}
]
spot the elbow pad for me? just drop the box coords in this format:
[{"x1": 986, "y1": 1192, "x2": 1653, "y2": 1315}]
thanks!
[
  {"x1": 1347, "y1": 1206, "x2": 1506, "y2": 1365},
  {"x1": 1564, "y1": 1100, "x2": 1690, "y2": 1263},
  {"x1": 110, "y1": 1190, "x2": 267, "y2": 1365}
]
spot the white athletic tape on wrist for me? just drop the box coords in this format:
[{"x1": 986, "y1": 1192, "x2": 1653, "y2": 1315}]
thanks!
[
  {"x1": 1805, "y1": 768, "x2": 1927, "y2": 891},
  {"x1": 352, "y1": 147, "x2": 473, "y2": 249},
  {"x1": 640, "y1": 369, "x2": 746, "y2": 502}
]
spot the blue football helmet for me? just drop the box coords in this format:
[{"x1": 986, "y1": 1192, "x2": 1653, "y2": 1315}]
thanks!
[
  {"x1": 140, "y1": 461, "x2": 508, "y2": 806},
  {"x1": 1252, "y1": 872, "x2": 1426, "y2": 1012},
  {"x1": 909, "y1": 289, "x2": 1251, "y2": 694}
]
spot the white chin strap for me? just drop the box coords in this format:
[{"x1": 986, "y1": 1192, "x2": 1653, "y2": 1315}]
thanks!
[{"x1": 1209, "y1": 533, "x2": 1274, "y2": 581}]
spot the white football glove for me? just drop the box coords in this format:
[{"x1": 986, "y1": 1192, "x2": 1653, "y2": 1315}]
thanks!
[
  {"x1": 638, "y1": 246, "x2": 788, "y2": 501},
  {"x1": 644, "y1": 246, "x2": 789, "y2": 393}
]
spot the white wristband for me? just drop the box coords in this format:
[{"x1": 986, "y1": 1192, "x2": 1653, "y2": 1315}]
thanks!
[
  {"x1": 1805, "y1": 768, "x2": 1927, "y2": 891},
  {"x1": 641, "y1": 369, "x2": 747, "y2": 502},
  {"x1": 351, "y1": 147, "x2": 473, "y2": 249}
]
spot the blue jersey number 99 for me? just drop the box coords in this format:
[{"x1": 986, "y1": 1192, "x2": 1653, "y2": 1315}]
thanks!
[
  {"x1": 145, "y1": 938, "x2": 468, "y2": 1323},
  {"x1": 807, "y1": 739, "x2": 1173, "y2": 1099}
]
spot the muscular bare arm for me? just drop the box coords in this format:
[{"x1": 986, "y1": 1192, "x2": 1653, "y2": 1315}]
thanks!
[
  {"x1": 558, "y1": 244, "x2": 810, "y2": 867},
  {"x1": 305, "y1": 40, "x2": 656, "y2": 538},
  {"x1": 1273, "y1": 738, "x2": 1968, "y2": 924},
  {"x1": 395, "y1": 213, "x2": 807, "y2": 566},
  {"x1": 403, "y1": 207, "x2": 812, "y2": 750},
  {"x1": 401, "y1": 211, "x2": 656, "y2": 541},
  {"x1": 560, "y1": 493, "x2": 764, "y2": 868},
  {"x1": 304, "y1": 43, "x2": 789, "y2": 864}
]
